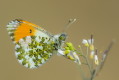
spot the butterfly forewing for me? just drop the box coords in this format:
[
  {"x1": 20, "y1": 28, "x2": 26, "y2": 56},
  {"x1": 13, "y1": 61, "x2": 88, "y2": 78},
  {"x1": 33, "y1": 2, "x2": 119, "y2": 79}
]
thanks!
[{"x1": 6, "y1": 19, "x2": 51, "y2": 43}]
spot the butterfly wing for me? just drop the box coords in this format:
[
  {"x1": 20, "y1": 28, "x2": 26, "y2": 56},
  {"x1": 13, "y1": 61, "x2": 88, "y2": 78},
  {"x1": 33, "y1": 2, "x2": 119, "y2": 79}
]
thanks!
[
  {"x1": 7, "y1": 19, "x2": 55, "y2": 68},
  {"x1": 6, "y1": 19, "x2": 51, "y2": 43},
  {"x1": 15, "y1": 36, "x2": 55, "y2": 68}
]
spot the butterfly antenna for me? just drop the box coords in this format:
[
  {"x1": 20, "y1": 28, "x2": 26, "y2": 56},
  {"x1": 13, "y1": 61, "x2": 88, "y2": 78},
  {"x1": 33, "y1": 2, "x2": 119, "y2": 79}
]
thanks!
[{"x1": 62, "y1": 19, "x2": 76, "y2": 33}]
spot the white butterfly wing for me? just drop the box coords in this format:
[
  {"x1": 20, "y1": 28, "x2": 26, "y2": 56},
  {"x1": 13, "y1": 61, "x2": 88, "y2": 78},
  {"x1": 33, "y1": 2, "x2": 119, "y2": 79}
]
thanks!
[{"x1": 15, "y1": 36, "x2": 55, "y2": 68}]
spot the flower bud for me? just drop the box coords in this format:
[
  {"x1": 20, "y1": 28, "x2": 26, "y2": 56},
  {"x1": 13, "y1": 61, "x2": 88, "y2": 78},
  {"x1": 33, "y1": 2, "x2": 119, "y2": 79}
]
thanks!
[
  {"x1": 94, "y1": 55, "x2": 99, "y2": 65},
  {"x1": 90, "y1": 50, "x2": 95, "y2": 59},
  {"x1": 65, "y1": 50, "x2": 70, "y2": 54},
  {"x1": 82, "y1": 39, "x2": 89, "y2": 47}
]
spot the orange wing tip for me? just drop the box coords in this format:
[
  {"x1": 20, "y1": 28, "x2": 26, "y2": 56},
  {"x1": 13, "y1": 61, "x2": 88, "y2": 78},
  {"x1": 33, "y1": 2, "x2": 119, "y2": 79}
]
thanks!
[{"x1": 7, "y1": 19, "x2": 47, "y2": 43}]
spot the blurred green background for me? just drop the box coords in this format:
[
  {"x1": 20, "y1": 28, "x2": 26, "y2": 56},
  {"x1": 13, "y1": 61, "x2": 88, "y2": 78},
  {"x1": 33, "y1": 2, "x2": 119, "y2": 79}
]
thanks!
[{"x1": 0, "y1": 0, "x2": 119, "y2": 80}]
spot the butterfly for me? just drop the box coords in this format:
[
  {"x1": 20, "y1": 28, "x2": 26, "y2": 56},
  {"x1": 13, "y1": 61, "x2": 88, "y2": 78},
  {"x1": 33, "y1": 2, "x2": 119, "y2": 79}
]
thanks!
[{"x1": 6, "y1": 19, "x2": 76, "y2": 69}]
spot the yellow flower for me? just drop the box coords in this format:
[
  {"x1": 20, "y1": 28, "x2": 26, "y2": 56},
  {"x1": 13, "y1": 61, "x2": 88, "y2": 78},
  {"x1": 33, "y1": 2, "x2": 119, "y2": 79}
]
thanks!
[
  {"x1": 64, "y1": 50, "x2": 70, "y2": 54},
  {"x1": 88, "y1": 38, "x2": 94, "y2": 50},
  {"x1": 66, "y1": 42, "x2": 73, "y2": 47},
  {"x1": 65, "y1": 47, "x2": 70, "y2": 50},
  {"x1": 67, "y1": 55, "x2": 74, "y2": 60},
  {"x1": 90, "y1": 44, "x2": 94, "y2": 51},
  {"x1": 78, "y1": 45, "x2": 81, "y2": 48}
]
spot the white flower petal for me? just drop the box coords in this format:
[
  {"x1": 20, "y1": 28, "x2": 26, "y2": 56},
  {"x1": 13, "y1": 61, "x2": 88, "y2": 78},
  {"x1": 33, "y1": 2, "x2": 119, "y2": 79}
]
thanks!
[
  {"x1": 90, "y1": 50, "x2": 95, "y2": 59},
  {"x1": 91, "y1": 50, "x2": 95, "y2": 55},
  {"x1": 73, "y1": 52, "x2": 81, "y2": 64},
  {"x1": 95, "y1": 55, "x2": 98, "y2": 60},
  {"x1": 57, "y1": 49, "x2": 65, "y2": 56},
  {"x1": 88, "y1": 39, "x2": 94, "y2": 44},
  {"x1": 82, "y1": 39, "x2": 88, "y2": 44},
  {"x1": 94, "y1": 55, "x2": 99, "y2": 65}
]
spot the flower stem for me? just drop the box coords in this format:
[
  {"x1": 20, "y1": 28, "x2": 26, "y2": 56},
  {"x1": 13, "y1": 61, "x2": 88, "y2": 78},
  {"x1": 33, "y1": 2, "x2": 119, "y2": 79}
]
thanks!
[
  {"x1": 82, "y1": 55, "x2": 92, "y2": 74},
  {"x1": 77, "y1": 64, "x2": 86, "y2": 80},
  {"x1": 86, "y1": 47, "x2": 89, "y2": 57}
]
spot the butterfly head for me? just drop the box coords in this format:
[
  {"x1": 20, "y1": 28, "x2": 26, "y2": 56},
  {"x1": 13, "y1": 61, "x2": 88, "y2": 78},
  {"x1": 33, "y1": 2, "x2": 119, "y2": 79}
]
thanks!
[
  {"x1": 59, "y1": 33, "x2": 67, "y2": 42},
  {"x1": 53, "y1": 33, "x2": 67, "y2": 49}
]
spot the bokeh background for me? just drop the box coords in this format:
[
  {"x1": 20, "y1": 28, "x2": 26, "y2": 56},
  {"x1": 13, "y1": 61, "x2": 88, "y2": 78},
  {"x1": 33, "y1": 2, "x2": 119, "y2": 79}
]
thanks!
[{"x1": 0, "y1": 0, "x2": 119, "y2": 80}]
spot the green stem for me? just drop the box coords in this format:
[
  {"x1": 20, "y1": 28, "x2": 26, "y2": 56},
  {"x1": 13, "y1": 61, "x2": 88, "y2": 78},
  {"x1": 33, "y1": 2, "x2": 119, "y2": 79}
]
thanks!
[
  {"x1": 77, "y1": 64, "x2": 86, "y2": 80},
  {"x1": 86, "y1": 47, "x2": 89, "y2": 57},
  {"x1": 83, "y1": 55, "x2": 93, "y2": 74}
]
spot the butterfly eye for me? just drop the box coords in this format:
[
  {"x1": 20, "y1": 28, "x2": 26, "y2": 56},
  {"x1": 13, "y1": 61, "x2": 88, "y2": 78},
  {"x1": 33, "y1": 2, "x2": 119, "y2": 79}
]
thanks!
[
  {"x1": 30, "y1": 29, "x2": 32, "y2": 33},
  {"x1": 59, "y1": 33, "x2": 67, "y2": 41}
]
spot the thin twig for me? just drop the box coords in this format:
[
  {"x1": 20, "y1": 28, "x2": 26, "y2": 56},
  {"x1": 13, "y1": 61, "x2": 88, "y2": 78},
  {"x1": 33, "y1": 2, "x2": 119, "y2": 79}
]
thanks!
[
  {"x1": 86, "y1": 47, "x2": 89, "y2": 57},
  {"x1": 82, "y1": 55, "x2": 93, "y2": 74}
]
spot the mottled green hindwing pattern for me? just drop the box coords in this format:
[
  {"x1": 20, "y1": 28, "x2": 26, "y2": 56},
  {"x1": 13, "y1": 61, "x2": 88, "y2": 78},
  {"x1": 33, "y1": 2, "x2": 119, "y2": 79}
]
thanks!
[{"x1": 15, "y1": 36, "x2": 55, "y2": 69}]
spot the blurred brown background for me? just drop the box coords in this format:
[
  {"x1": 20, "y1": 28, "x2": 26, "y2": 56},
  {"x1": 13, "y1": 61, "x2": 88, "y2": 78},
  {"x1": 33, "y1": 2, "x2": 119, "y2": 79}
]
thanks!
[{"x1": 0, "y1": 0, "x2": 119, "y2": 80}]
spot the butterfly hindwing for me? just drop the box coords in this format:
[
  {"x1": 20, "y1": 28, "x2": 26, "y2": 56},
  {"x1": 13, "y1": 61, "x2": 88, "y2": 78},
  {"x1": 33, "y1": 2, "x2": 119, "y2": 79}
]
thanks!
[{"x1": 15, "y1": 36, "x2": 55, "y2": 68}]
